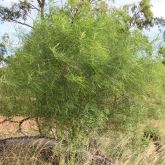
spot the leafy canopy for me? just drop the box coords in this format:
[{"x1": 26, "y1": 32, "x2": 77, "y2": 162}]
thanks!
[{"x1": 0, "y1": 2, "x2": 165, "y2": 139}]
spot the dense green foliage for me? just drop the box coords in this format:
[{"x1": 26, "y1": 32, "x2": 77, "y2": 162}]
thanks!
[{"x1": 0, "y1": 2, "x2": 165, "y2": 139}]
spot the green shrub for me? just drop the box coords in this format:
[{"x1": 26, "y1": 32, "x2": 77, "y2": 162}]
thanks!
[{"x1": 0, "y1": 4, "x2": 165, "y2": 139}]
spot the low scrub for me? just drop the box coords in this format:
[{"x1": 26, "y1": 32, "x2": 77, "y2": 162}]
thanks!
[{"x1": 0, "y1": 129, "x2": 165, "y2": 165}]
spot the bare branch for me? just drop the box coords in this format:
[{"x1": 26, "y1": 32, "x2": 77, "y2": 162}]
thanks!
[
  {"x1": 30, "y1": 4, "x2": 40, "y2": 11},
  {"x1": 37, "y1": 0, "x2": 42, "y2": 6},
  {"x1": 12, "y1": 19, "x2": 33, "y2": 28}
]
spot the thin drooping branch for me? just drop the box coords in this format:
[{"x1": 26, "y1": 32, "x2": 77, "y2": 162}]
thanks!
[{"x1": 12, "y1": 19, "x2": 33, "y2": 29}]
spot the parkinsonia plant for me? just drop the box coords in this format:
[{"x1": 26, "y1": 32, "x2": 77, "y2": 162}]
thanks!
[{"x1": 0, "y1": 1, "x2": 165, "y2": 140}]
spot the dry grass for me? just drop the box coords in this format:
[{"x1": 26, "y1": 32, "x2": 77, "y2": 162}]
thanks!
[
  {"x1": 0, "y1": 130, "x2": 164, "y2": 165},
  {"x1": 113, "y1": 140, "x2": 165, "y2": 165},
  {"x1": 0, "y1": 118, "x2": 165, "y2": 165}
]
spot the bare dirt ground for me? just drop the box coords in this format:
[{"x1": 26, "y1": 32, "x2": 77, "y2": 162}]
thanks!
[
  {"x1": 0, "y1": 115, "x2": 164, "y2": 142},
  {"x1": 0, "y1": 116, "x2": 38, "y2": 138}
]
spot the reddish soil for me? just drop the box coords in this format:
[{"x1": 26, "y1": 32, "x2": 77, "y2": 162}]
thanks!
[{"x1": 0, "y1": 116, "x2": 38, "y2": 137}]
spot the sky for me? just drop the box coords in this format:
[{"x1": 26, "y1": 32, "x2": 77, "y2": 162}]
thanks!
[
  {"x1": 0, "y1": 0, "x2": 165, "y2": 49},
  {"x1": 115, "y1": 0, "x2": 165, "y2": 19}
]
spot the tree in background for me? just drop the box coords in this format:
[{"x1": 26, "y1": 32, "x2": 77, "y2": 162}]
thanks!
[
  {"x1": 0, "y1": 33, "x2": 9, "y2": 62},
  {"x1": 129, "y1": 0, "x2": 154, "y2": 29},
  {"x1": 0, "y1": 0, "x2": 164, "y2": 30},
  {"x1": 0, "y1": 0, "x2": 46, "y2": 28}
]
